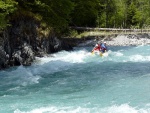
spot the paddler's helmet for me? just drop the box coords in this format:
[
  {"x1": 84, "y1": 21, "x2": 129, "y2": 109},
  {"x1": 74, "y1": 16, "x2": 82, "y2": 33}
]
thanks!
[
  {"x1": 104, "y1": 42, "x2": 106, "y2": 44},
  {"x1": 95, "y1": 43, "x2": 99, "y2": 47}
]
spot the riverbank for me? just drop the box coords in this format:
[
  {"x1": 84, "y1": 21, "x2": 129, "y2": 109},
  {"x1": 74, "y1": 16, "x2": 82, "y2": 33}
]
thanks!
[
  {"x1": 0, "y1": 27, "x2": 150, "y2": 70},
  {"x1": 77, "y1": 33, "x2": 150, "y2": 47},
  {"x1": 102, "y1": 33, "x2": 150, "y2": 46}
]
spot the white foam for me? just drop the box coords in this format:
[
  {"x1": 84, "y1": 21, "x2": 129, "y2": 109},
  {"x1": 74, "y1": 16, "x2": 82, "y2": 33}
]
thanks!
[
  {"x1": 114, "y1": 52, "x2": 124, "y2": 57},
  {"x1": 14, "y1": 106, "x2": 89, "y2": 113},
  {"x1": 35, "y1": 50, "x2": 91, "y2": 65},
  {"x1": 14, "y1": 104, "x2": 150, "y2": 113},
  {"x1": 8, "y1": 86, "x2": 20, "y2": 91},
  {"x1": 6, "y1": 66, "x2": 41, "y2": 86},
  {"x1": 35, "y1": 56, "x2": 53, "y2": 65},
  {"x1": 129, "y1": 55, "x2": 150, "y2": 62},
  {"x1": 101, "y1": 104, "x2": 150, "y2": 113},
  {"x1": 26, "y1": 50, "x2": 94, "y2": 76},
  {"x1": 33, "y1": 46, "x2": 150, "y2": 65},
  {"x1": 59, "y1": 51, "x2": 86, "y2": 63}
]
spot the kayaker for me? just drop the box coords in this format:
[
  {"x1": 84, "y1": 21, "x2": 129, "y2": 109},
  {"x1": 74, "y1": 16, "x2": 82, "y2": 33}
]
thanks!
[
  {"x1": 91, "y1": 43, "x2": 101, "y2": 53},
  {"x1": 100, "y1": 42, "x2": 107, "y2": 53}
]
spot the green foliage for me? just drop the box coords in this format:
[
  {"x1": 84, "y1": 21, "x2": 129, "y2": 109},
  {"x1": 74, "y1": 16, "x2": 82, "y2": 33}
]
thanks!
[
  {"x1": 70, "y1": 0, "x2": 99, "y2": 27},
  {"x1": 26, "y1": 0, "x2": 74, "y2": 34},
  {"x1": 0, "y1": 0, "x2": 17, "y2": 29},
  {"x1": 96, "y1": 0, "x2": 150, "y2": 28},
  {"x1": 0, "y1": 0, "x2": 74, "y2": 34},
  {"x1": 1, "y1": 0, "x2": 150, "y2": 33},
  {"x1": 65, "y1": 29, "x2": 79, "y2": 38}
]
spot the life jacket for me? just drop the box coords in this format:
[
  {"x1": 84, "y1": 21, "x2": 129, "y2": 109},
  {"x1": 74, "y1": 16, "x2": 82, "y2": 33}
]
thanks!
[
  {"x1": 94, "y1": 44, "x2": 101, "y2": 51},
  {"x1": 100, "y1": 43, "x2": 107, "y2": 52}
]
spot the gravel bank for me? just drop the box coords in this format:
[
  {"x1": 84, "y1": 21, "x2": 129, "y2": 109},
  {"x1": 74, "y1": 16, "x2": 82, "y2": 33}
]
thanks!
[{"x1": 105, "y1": 34, "x2": 150, "y2": 46}]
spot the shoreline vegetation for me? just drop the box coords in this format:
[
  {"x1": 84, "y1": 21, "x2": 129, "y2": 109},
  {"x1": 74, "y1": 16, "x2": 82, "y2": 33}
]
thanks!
[
  {"x1": 69, "y1": 27, "x2": 150, "y2": 38},
  {"x1": 71, "y1": 27, "x2": 150, "y2": 32}
]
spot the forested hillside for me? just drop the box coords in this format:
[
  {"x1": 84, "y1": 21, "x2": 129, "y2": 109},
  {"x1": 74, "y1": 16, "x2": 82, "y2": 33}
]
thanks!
[{"x1": 0, "y1": 0, "x2": 150, "y2": 33}]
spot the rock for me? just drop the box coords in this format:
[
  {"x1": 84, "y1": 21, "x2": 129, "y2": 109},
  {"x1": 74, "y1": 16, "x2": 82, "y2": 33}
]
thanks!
[
  {"x1": 76, "y1": 34, "x2": 150, "y2": 47},
  {"x1": 21, "y1": 43, "x2": 35, "y2": 66},
  {"x1": 0, "y1": 15, "x2": 73, "y2": 70},
  {"x1": 104, "y1": 34, "x2": 150, "y2": 46},
  {"x1": 0, "y1": 46, "x2": 9, "y2": 69}
]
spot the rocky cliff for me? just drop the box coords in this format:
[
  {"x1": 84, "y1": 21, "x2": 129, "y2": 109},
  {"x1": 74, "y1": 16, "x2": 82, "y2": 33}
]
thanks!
[{"x1": 0, "y1": 15, "x2": 73, "y2": 69}]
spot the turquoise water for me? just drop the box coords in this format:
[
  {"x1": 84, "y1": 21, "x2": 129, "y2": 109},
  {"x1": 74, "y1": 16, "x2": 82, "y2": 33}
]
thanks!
[{"x1": 0, "y1": 45, "x2": 150, "y2": 113}]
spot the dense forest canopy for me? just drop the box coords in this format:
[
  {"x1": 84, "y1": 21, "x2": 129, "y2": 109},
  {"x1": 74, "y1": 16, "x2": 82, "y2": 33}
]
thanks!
[{"x1": 0, "y1": 0, "x2": 150, "y2": 33}]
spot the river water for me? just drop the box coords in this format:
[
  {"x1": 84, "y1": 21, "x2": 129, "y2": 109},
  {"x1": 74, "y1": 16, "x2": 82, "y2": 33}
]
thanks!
[{"x1": 0, "y1": 45, "x2": 150, "y2": 113}]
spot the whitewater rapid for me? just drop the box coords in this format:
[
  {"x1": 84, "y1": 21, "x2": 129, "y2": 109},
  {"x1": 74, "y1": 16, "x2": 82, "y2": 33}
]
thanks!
[{"x1": 0, "y1": 45, "x2": 150, "y2": 113}]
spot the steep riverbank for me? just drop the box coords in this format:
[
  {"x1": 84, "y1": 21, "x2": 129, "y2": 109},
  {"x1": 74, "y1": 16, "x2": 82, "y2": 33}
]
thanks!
[{"x1": 0, "y1": 15, "x2": 73, "y2": 70}]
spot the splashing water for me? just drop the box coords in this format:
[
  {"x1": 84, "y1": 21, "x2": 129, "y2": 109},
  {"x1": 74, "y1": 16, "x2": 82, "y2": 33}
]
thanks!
[{"x1": 0, "y1": 45, "x2": 150, "y2": 113}]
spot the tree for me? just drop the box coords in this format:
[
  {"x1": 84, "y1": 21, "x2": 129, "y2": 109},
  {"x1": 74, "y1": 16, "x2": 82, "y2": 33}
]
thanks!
[
  {"x1": 0, "y1": 0, "x2": 17, "y2": 29},
  {"x1": 136, "y1": 0, "x2": 150, "y2": 27},
  {"x1": 70, "y1": 0, "x2": 99, "y2": 27},
  {"x1": 13, "y1": 0, "x2": 74, "y2": 33},
  {"x1": 97, "y1": 0, "x2": 125, "y2": 28}
]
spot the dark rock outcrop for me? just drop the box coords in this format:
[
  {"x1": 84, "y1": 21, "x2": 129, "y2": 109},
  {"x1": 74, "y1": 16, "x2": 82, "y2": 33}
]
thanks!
[
  {"x1": 0, "y1": 15, "x2": 73, "y2": 69},
  {"x1": 0, "y1": 46, "x2": 9, "y2": 69},
  {"x1": 11, "y1": 43, "x2": 35, "y2": 66}
]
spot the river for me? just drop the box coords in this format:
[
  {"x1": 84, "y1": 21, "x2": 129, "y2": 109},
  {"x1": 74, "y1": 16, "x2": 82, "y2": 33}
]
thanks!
[{"x1": 0, "y1": 45, "x2": 150, "y2": 113}]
